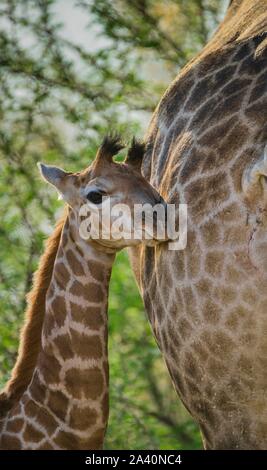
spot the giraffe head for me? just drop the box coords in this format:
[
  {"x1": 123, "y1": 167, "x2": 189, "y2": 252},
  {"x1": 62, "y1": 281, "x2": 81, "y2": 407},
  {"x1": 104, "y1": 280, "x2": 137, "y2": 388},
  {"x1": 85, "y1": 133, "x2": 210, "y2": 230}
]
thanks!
[{"x1": 38, "y1": 136, "x2": 168, "y2": 250}]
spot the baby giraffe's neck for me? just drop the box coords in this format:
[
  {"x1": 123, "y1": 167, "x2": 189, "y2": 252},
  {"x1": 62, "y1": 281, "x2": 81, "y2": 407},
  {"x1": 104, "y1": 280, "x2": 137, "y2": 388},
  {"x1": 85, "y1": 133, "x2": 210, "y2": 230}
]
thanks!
[{"x1": 0, "y1": 211, "x2": 115, "y2": 450}]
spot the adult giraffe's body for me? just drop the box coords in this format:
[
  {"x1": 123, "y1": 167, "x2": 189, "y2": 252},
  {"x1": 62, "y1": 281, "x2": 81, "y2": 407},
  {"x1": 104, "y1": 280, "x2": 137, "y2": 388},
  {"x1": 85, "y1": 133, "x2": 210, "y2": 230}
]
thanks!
[{"x1": 130, "y1": 0, "x2": 267, "y2": 449}]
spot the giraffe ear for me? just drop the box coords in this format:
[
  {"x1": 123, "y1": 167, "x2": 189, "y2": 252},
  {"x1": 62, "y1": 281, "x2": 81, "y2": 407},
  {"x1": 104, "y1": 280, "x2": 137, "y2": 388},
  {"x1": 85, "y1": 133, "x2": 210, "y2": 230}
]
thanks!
[
  {"x1": 38, "y1": 163, "x2": 68, "y2": 196},
  {"x1": 94, "y1": 134, "x2": 125, "y2": 165},
  {"x1": 124, "y1": 137, "x2": 146, "y2": 172}
]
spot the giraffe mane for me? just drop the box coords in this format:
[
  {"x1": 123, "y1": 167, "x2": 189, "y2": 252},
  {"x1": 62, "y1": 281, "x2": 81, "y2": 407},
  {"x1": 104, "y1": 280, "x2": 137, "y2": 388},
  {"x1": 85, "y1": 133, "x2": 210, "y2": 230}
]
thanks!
[{"x1": 0, "y1": 211, "x2": 67, "y2": 417}]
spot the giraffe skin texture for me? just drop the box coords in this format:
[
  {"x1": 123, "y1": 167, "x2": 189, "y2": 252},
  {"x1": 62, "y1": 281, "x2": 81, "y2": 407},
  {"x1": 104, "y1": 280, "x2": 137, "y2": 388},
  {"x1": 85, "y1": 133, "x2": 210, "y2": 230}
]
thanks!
[
  {"x1": 0, "y1": 213, "x2": 113, "y2": 450},
  {"x1": 129, "y1": 0, "x2": 267, "y2": 449}
]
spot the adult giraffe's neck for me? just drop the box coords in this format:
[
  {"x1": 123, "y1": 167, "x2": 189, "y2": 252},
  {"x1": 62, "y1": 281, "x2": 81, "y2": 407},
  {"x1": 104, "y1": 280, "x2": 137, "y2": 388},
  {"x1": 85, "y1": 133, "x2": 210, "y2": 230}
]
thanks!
[{"x1": 24, "y1": 211, "x2": 115, "y2": 449}]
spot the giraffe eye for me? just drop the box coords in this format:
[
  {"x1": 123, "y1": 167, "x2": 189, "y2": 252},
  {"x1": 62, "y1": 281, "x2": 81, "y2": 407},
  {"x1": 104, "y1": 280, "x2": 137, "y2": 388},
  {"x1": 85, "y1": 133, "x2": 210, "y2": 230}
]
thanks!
[{"x1": 86, "y1": 190, "x2": 106, "y2": 205}]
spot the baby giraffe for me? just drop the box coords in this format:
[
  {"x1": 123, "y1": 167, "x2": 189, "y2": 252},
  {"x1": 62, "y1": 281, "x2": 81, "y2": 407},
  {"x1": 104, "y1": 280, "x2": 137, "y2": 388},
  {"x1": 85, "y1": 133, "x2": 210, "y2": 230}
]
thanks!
[{"x1": 0, "y1": 136, "x2": 166, "y2": 450}]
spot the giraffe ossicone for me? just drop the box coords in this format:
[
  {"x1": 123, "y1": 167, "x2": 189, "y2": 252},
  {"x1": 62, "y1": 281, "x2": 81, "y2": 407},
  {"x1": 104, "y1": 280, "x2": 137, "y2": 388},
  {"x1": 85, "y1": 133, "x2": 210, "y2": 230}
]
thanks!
[{"x1": 0, "y1": 135, "x2": 168, "y2": 450}]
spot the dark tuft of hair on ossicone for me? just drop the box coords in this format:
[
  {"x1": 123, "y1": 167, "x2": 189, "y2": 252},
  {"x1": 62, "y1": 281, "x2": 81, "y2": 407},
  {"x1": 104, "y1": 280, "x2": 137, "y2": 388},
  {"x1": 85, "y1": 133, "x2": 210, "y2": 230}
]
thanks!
[
  {"x1": 97, "y1": 134, "x2": 125, "y2": 163},
  {"x1": 125, "y1": 137, "x2": 146, "y2": 171}
]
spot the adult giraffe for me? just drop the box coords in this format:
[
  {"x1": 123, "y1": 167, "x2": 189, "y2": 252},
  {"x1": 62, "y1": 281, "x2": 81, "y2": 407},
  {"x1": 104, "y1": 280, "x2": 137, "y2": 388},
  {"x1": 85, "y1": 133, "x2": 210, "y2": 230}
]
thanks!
[{"x1": 129, "y1": 0, "x2": 267, "y2": 449}]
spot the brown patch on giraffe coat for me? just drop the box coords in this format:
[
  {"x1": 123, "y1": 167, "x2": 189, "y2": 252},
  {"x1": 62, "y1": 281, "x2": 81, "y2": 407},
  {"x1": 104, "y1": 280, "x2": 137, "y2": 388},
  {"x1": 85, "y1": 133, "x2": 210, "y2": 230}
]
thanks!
[
  {"x1": 167, "y1": 321, "x2": 183, "y2": 349},
  {"x1": 183, "y1": 352, "x2": 202, "y2": 381},
  {"x1": 70, "y1": 280, "x2": 103, "y2": 303},
  {"x1": 201, "y1": 222, "x2": 221, "y2": 246},
  {"x1": 24, "y1": 399, "x2": 38, "y2": 418},
  {"x1": 185, "y1": 172, "x2": 229, "y2": 222},
  {"x1": 206, "y1": 357, "x2": 228, "y2": 381},
  {"x1": 46, "y1": 284, "x2": 55, "y2": 301},
  {"x1": 225, "y1": 310, "x2": 239, "y2": 330},
  {"x1": 201, "y1": 330, "x2": 235, "y2": 358},
  {"x1": 148, "y1": 277, "x2": 159, "y2": 307},
  {"x1": 223, "y1": 225, "x2": 246, "y2": 245},
  {"x1": 79, "y1": 430, "x2": 105, "y2": 450},
  {"x1": 198, "y1": 116, "x2": 237, "y2": 150},
  {"x1": 187, "y1": 232, "x2": 201, "y2": 279},
  {"x1": 223, "y1": 77, "x2": 252, "y2": 98},
  {"x1": 51, "y1": 295, "x2": 67, "y2": 327},
  {"x1": 237, "y1": 355, "x2": 254, "y2": 376},
  {"x1": 191, "y1": 341, "x2": 209, "y2": 362},
  {"x1": 232, "y1": 41, "x2": 251, "y2": 62},
  {"x1": 189, "y1": 96, "x2": 219, "y2": 132},
  {"x1": 239, "y1": 332, "x2": 257, "y2": 347},
  {"x1": 53, "y1": 430, "x2": 78, "y2": 450},
  {"x1": 239, "y1": 53, "x2": 267, "y2": 77},
  {"x1": 5, "y1": 418, "x2": 24, "y2": 433},
  {"x1": 172, "y1": 288, "x2": 186, "y2": 316},
  {"x1": 256, "y1": 421, "x2": 267, "y2": 441},
  {"x1": 230, "y1": 304, "x2": 248, "y2": 320},
  {"x1": 47, "y1": 390, "x2": 69, "y2": 422},
  {"x1": 225, "y1": 265, "x2": 246, "y2": 284},
  {"x1": 214, "y1": 390, "x2": 236, "y2": 411},
  {"x1": 161, "y1": 74, "x2": 195, "y2": 126},
  {"x1": 216, "y1": 202, "x2": 242, "y2": 225},
  {"x1": 70, "y1": 301, "x2": 103, "y2": 329},
  {"x1": 53, "y1": 334, "x2": 73, "y2": 361},
  {"x1": 38, "y1": 353, "x2": 61, "y2": 385},
  {"x1": 192, "y1": 399, "x2": 217, "y2": 427},
  {"x1": 159, "y1": 328, "x2": 169, "y2": 353},
  {"x1": 182, "y1": 286, "x2": 199, "y2": 323},
  {"x1": 213, "y1": 63, "x2": 236, "y2": 86},
  {"x1": 185, "y1": 78, "x2": 211, "y2": 110},
  {"x1": 178, "y1": 146, "x2": 203, "y2": 184},
  {"x1": 177, "y1": 317, "x2": 193, "y2": 340},
  {"x1": 215, "y1": 285, "x2": 236, "y2": 305},
  {"x1": 64, "y1": 367, "x2": 104, "y2": 400},
  {"x1": 167, "y1": 364, "x2": 186, "y2": 397},
  {"x1": 185, "y1": 378, "x2": 201, "y2": 396},
  {"x1": 23, "y1": 423, "x2": 45, "y2": 442},
  {"x1": 199, "y1": 149, "x2": 221, "y2": 175},
  {"x1": 171, "y1": 252, "x2": 185, "y2": 281},
  {"x1": 205, "y1": 251, "x2": 224, "y2": 277},
  {"x1": 54, "y1": 262, "x2": 70, "y2": 286},
  {"x1": 89, "y1": 261, "x2": 105, "y2": 282},
  {"x1": 227, "y1": 377, "x2": 246, "y2": 401},
  {"x1": 70, "y1": 328, "x2": 103, "y2": 359},
  {"x1": 245, "y1": 97, "x2": 267, "y2": 128},
  {"x1": 195, "y1": 278, "x2": 212, "y2": 296},
  {"x1": 30, "y1": 372, "x2": 47, "y2": 404},
  {"x1": 205, "y1": 90, "x2": 246, "y2": 129},
  {"x1": 241, "y1": 286, "x2": 258, "y2": 305},
  {"x1": 69, "y1": 404, "x2": 98, "y2": 430},
  {"x1": 37, "y1": 408, "x2": 58, "y2": 435},
  {"x1": 66, "y1": 250, "x2": 85, "y2": 277},
  {"x1": 249, "y1": 72, "x2": 267, "y2": 104},
  {"x1": 203, "y1": 299, "x2": 221, "y2": 324},
  {"x1": 69, "y1": 280, "x2": 87, "y2": 298},
  {"x1": 38, "y1": 442, "x2": 54, "y2": 450},
  {"x1": 42, "y1": 310, "x2": 57, "y2": 338},
  {"x1": 0, "y1": 435, "x2": 22, "y2": 449}
]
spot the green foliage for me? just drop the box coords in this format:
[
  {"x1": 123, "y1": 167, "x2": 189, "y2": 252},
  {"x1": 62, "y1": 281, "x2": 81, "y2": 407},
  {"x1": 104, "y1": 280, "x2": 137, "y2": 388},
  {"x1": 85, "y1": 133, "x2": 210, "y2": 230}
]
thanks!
[{"x1": 0, "y1": 0, "x2": 226, "y2": 449}]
